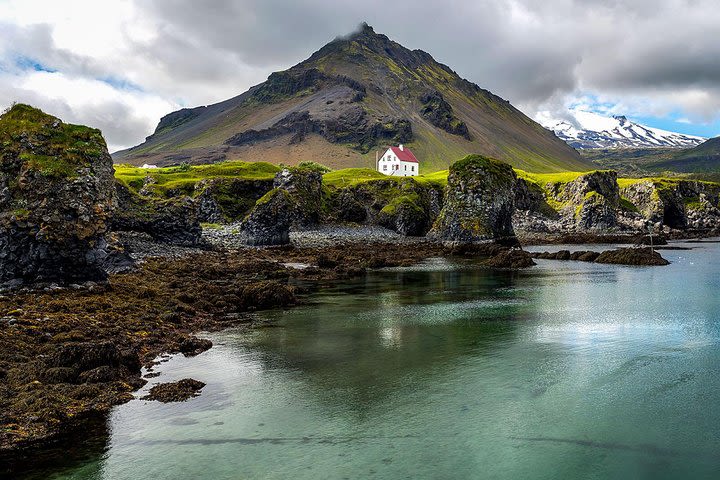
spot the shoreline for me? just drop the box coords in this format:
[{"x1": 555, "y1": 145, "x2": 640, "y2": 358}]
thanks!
[{"x1": 0, "y1": 226, "x2": 714, "y2": 475}]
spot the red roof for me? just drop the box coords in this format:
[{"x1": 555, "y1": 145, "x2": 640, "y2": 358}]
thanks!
[{"x1": 387, "y1": 146, "x2": 418, "y2": 163}]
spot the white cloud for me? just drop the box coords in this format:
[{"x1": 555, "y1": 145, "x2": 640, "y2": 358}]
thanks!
[{"x1": 1, "y1": 0, "x2": 719, "y2": 150}]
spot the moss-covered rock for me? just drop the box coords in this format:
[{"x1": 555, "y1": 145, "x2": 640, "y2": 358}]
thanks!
[
  {"x1": 430, "y1": 155, "x2": 517, "y2": 243},
  {"x1": 0, "y1": 105, "x2": 121, "y2": 284},
  {"x1": 112, "y1": 182, "x2": 202, "y2": 246}
]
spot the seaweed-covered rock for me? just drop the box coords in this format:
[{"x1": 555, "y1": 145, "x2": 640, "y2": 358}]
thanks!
[
  {"x1": 113, "y1": 182, "x2": 202, "y2": 246},
  {"x1": 595, "y1": 247, "x2": 670, "y2": 266},
  {"x1": 430, "y1": 155, "x2": 517, "y2": 243},
  {"x1": 0, "y1": 105, "x2": 120, "y2": 284},
  {"x1": 142, "y1": 378, "x2": 205, "y2": 403},
  {"x1": 483, "y1": 248, "x2": 536, "y2": 269}
]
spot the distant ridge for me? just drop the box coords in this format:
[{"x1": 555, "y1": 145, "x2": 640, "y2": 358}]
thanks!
[
  {"x1": 114, "y1": 23, "x2": 591, "y2": 173},
  {"x1": 545, "y1": 110, "x2": 705, "y2": 149}
]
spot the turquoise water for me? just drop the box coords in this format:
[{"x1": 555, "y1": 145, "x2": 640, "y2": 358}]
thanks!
[{"x1": 25, "y1": 242, "x2": 720, "y2": 479}]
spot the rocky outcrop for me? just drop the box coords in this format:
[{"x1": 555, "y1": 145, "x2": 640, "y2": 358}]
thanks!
[
  {"x1": 548, "y1": 170, "x2": 620, "y2": 230},
  {"x1": 112, "y1": 182, "x2": 202, "y2": 246},
  {"x1": 483, "y1": 248, "x2": 536, "y2": 268},
  {"x1": 193, "y1": 178, "x2": 273, "y2": 223},
  {"x1": 419, "y1": 90, "x2": 471, "y2": 140},
  {"x1": 237, "y1": 189, "x2": 294, "y2": 246},
  {"x1": 595, "y1": 247, "x2": 670, "y2": 266},
  {"x1": 0, "y1": 105, "x2": 124, "y2": 285},
  {"x1": 238, "y1": 167, "x2": 325, "y2": 246},
  {"x1": 621, "y1": 179, "x2": 720, "y2": 230},
  {"x1": 327, "y1": 177, "x2": 443, "y2": 237},
  {"x1": 225, "y1": 108, "x2": 412, "y2": 154},
  {"x1": 430, "y1": 155, "x2": 517, "y2": 243},
  {"x1": 532, "y1": 247, "x2": 669, "y2": 265}
]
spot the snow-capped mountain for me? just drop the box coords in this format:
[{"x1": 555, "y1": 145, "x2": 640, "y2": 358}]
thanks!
[{"x1": 543, "y1": 110, "x2": 705, "y2": 149}]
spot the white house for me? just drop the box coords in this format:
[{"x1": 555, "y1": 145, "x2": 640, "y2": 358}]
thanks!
[{"x1": 377, "y1": 145, "x2": 419, "y2": 177}]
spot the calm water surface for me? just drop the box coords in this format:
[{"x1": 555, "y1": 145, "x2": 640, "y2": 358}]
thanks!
[{"x1": 26, "y1": 241, "x2": 720, "y2": 479}]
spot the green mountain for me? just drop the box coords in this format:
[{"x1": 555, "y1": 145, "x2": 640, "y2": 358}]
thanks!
[{"x1": 114, "y1": 23, "x2": 591, "y2": 173}]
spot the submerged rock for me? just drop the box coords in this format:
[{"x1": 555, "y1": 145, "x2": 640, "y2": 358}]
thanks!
[
  {"x1": 142, "y1": 378, "x2": 206, "y2": 403},
  {"x1": 430, "y1": 155, "x2": 517, "y2": 243},
  {"x1": 0, "y1": 104, "x2": 122, "y2": 285}
]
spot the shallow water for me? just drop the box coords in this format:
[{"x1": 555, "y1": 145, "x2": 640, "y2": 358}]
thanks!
[{"x1": 23, "y1": 242, "x2": 720, "y2": 479}]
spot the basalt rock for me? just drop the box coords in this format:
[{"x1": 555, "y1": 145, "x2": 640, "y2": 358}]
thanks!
[
  {"x1": 112, "y1": 182, "x2": 203, "y2": 246},
  {"x1": 555, "y1": 170, "x2": 619, "y2": 230},
  {"x1": 430, "y1": 155, "x2": 517, "y2": 243},
  {"x1": 238, "y1": 168, "x2": 323, "y2": 245},
  {"x1": 0, "y1": 105, "x2": 121, "y2": 285},
  {"x1": 419, "y1": 90, "x2": 471, "y2": 140},
  {"x1": 193, "y1": 178, "x2": 274, "y2": 223}
]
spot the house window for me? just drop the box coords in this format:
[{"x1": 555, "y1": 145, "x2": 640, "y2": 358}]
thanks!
[
  {"x1": 404, "y1": 165, "x2": 407, "y2": 171},
  {"x1": 383, "y1": 165, "x2": 387, "y2": 171},
  {"x1": 411, "y1": 166, "x2": 415, "y2": 172}
]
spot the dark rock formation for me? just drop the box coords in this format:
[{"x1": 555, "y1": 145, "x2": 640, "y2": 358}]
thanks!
[
  {"x1": 178, "y1": 336, "x2": 213, "y2": 357},
  {"x1": 238, "y1": 168, "x2": 324, "y2": 245},
  {"x1": 142, "y1": 379, "x2": 206, "y2": 403},
  {"x1": 595, "y1": 247, "x2": 670, "y2": 266},
  {"x1": 430, "y1": 155, "x2": 517, "y2": 243},
  {"x1": 237, "y1": 188, "x2": 293, "y2": 246},
  {"x1": 483, "y1": 248, "x2": 536, "y2": 269},
  {"x1": 112, "y1": 182, "x2": 203, "y2": 246},
  {"x1": 193, "y1": 178, "x2": 273, "y2": 223},
  {"x1": 0, "y1": 105, "x2": 121, "y2": 285},
  {"x1": 225, "y1": 108, "x2": 412, "y2": 154},
  {"x1": 532, "y1": 247, "x2": 668, "y2": 265},
  {"x1": 553, "y1": 170, "x2": 619, "y2": 230},
  {"x1": 420, "y1": 90, "x2": 471, "y2": 139}
]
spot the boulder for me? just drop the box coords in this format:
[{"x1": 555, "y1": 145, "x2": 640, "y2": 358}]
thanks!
[
  {"x1": 0, "y1": 104, "x2": 121, "y2": 284},
  {"x1": 430, "y1": 155, "x2": 517, "y2": 243}
]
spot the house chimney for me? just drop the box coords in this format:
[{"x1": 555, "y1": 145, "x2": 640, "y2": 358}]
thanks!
[{"x1": 399, "y1": 144, "x2": 404, "y2": 151}]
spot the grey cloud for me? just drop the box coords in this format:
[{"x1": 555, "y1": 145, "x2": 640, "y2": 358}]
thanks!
[{"x1": 2, "y1": 0, "x2": 720, "y2": 149}]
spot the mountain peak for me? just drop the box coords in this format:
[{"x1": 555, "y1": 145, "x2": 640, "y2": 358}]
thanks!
[
  {"x1": 114, "y1": 25, "x2": 589, "y2": 173},
  {"x1": 545, "y1": 110, "x2": 705, "y2": 149}
]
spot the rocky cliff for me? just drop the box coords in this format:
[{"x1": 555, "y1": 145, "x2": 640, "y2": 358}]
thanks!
[
  {"x1": 430, "y1": 155, "x2": 517, "y2": 243},
  {"x1": 0, "y1": 105, "x2": 124, "y2": 285}
]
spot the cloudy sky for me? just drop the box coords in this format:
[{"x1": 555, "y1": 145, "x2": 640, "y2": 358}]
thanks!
[{"x1": 1, "y1": 0, "x2": 719, "y2": 151}]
